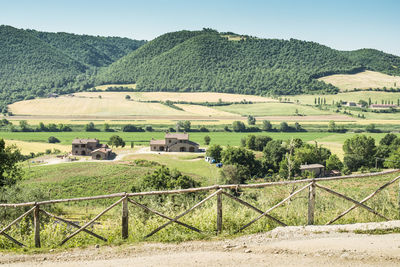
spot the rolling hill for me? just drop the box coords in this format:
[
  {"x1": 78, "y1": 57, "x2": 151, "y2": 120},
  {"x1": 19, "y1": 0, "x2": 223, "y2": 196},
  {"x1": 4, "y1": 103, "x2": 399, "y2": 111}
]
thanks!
[
  {"x1": 0, "y1": 25, "x2": 145, "y2": 112},
  {"x1": 96, "y1": 29, "x2": 400, "y2": 96},
  {"x1": 1, "y1": 26, "x2": 400, "y2": 113}
]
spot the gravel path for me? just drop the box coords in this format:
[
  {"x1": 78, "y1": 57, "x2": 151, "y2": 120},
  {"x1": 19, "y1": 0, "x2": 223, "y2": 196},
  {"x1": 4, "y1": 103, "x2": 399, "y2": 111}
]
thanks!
[{"x1": 2, "y1": 221, "x2": 400, "y2": 266}]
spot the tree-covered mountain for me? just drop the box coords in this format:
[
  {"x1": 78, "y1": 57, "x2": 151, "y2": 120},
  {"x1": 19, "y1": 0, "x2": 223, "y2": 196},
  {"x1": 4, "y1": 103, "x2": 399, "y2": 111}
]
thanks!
[
  {"x1": 28, "y1": 30, "x2": 146, "y2": 67},
  {"x1": 1, "y1": 26, "x2": 400, "y2": 112},
  {"x1": 96, "y1": 29, "x2": 400, "y2": 95},
  {"x1": 0, "y1": 25, "x2": 145, "y2": 112}
]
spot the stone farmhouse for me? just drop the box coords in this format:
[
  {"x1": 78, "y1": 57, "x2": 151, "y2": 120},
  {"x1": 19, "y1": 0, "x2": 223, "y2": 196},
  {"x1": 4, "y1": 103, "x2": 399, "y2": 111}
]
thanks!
[
  {"x1": 150, "y1": 133, "x2": 199, "y2": 152},
  {"x1": 72, "y1": 138, "x2": 112, "y2": 160}
]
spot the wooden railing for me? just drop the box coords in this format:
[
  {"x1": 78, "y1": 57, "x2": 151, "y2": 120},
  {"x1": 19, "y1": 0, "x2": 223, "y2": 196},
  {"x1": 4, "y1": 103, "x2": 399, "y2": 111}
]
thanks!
[{"x1": 1, "y1": 169, "x2": 399, "y2": 248}]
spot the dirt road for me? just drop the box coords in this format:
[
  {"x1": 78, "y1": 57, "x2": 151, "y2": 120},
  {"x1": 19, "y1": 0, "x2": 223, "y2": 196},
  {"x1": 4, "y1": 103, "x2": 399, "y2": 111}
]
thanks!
[{"x1": 2, "y1": 222, "x2": 400, "y2": 266}]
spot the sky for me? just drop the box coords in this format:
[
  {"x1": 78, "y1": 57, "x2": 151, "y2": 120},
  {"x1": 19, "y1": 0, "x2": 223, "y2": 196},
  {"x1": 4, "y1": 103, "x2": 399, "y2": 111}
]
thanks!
[{"x1": 1, "y1": 0, "x2": 399, "y2": 55}]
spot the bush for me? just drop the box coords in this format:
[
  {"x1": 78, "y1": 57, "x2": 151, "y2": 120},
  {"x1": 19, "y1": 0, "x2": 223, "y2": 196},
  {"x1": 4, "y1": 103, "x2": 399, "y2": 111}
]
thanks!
[
  {"x1": 48, "y1": 136, "x2": 60, "y2": 143},
  {"x1": 131, "y1": 166, "x2": 200, "y2": 192},
  {"x1": 122, "y1": 124, "x2": 144, "y2": 132}
]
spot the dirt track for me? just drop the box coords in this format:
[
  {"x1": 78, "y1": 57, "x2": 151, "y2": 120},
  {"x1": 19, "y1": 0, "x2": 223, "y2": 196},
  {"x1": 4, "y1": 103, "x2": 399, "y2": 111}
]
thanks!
[{"x1": 2, "y1": 222, "x2": 400, "y2": 266}]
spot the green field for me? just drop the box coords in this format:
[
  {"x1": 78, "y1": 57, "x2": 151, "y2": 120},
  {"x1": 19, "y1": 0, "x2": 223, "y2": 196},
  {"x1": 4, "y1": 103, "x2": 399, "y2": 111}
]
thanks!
[
  {"x1": 0, "y1": 131, "x2": 337, "y2": 147},
  {"x1": 290, "y1": 91, "x2": 400, "y2": 106}
]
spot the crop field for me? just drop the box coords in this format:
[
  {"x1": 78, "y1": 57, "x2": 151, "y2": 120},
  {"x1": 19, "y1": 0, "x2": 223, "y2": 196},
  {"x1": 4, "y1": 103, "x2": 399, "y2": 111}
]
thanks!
[
  {"x1": 74, "y1": 91, "x2": 274, "y2": 103},
  {"x1": 214, "y1": 102, "x2": 334, "y2": 116},
  {"x1": 291, "y1": 91, "x2": 400, "y2": 106},
  {"x1": 8, "y1": 95, "x2": 189, "y2": 117},
  {"x1": 4, "y1": 139, "x2": 69, "y2": 154},
  {"x1": 319, "y1": 71, "x2": 400, "y2": 91},
  {"x1": 175, "y1": 104, "x2": 239, "y2": 117}
]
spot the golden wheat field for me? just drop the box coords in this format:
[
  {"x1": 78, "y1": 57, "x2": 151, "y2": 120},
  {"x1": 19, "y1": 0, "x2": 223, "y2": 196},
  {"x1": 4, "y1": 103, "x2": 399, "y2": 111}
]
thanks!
[
  {"x1": 319, "y1": 70, "x2": 400, "y2": 91},
  {"x1": 4, "y1": 140, "x2": 70, "y2": 154}
]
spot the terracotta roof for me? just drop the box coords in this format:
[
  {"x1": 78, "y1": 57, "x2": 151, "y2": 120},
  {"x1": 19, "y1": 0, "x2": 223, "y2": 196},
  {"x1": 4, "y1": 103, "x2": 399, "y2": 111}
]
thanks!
[
  {"x1": 150, "y1": 139, "x2": 166, "y2": 145},
  {"x1": 92, "y1": 148, "x2": 112, "y2": 154},
  {"x1": 300, "y1": 164, "x2": 324, "y2": 170},
  {"x1": 165, "y1": 133, "x2": 189, "y2": 140},
  {"x1": 72, "y1": 138, "x2": 99, "y2": 144}
]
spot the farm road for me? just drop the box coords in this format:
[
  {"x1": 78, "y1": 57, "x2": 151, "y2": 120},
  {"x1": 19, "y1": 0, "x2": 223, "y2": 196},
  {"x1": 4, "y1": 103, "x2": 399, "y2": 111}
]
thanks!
[{"x1": 2, "y1": 221, "x2": 400, "y2": 266}]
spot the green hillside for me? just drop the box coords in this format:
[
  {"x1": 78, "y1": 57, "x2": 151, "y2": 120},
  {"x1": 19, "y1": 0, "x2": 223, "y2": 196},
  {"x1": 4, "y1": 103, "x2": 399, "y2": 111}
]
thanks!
[
  {"x1": 28, "y1": 30, "x2": 146, "y2": 67},
  {"x1": 97, "y1": 29, "x2": 400, "y2": 95},
  {"x1": 0, "y1": 25, "x2": 145, "y2": 112}
]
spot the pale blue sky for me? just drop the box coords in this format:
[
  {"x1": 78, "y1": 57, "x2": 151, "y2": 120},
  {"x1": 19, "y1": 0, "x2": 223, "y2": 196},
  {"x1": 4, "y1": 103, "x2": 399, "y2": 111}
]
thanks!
[{"x1": 1, "y1": 0, "x2": 399, "y2": 55}]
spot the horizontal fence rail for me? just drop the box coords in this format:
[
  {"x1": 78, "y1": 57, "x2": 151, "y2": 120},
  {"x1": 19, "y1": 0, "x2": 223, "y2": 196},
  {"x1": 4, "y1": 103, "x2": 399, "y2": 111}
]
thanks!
[{"x1": 0, "y1": 169, "x2": 399, "y2": 248}]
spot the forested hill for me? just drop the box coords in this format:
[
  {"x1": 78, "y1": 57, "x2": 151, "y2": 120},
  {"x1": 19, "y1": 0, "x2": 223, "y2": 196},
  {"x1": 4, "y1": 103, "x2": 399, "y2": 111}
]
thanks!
[
  {"x1": 28, "y1": 30, "x2": 146, "y2": 67},
  {"x1": 97, "y1": 29, "x2": 400, "y2": 95},
  {"x1": 0, "y1": 25, "x2": 145, "y2": 112}
]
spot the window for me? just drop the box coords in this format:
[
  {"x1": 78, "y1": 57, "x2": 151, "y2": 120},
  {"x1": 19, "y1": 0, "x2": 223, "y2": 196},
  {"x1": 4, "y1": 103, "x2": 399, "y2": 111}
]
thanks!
[{"x1": 74, "y1": 145, "x2": 79, "y2": 148}]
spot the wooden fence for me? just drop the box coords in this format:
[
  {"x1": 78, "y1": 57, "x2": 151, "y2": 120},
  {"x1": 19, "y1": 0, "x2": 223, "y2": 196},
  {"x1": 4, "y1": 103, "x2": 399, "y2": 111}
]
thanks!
[{"x1": 1, "y1": 169, "x2": 400, "y2": 248}]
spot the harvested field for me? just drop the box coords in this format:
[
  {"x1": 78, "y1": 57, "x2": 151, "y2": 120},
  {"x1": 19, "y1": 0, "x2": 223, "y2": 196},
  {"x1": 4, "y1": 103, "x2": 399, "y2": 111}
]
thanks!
[
  {"x1": 318, "y1": 70, "x2": 400, "y2": 91},
  {"x1": 175, "y1": 104, "x2": 240, "y2": 117},
  {"x1": 4, "y1": 140, "x2": 69, "y2": 154}
]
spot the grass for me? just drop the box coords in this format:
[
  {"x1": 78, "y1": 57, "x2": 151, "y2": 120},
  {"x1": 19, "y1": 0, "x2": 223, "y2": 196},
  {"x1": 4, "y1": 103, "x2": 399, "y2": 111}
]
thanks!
[
  {"x1": 1, "y1": 170, "x2": 399, "y2": 250},
  {"x1": 354, "y1": 228, "x2": 400, "y2": 235},
  {"x1": 318, "y1": 71, "x2": 400, "y2": 91},
  {"x1": 214, "y1": 102, "x2": 334, "y2": 116}
]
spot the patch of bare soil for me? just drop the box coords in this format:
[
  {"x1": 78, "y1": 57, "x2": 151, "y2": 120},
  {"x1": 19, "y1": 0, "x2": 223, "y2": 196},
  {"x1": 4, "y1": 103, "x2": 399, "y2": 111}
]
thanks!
[{"x1": 2, "y1": 221, "x2": 400, "y2": 266}]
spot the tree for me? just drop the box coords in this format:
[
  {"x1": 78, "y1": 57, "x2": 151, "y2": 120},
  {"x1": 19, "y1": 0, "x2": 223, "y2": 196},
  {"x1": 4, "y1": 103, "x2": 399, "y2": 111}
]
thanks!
[
  {"x1": 0, "y1": 139, "x2": 23, "y2": 187},
  {"x1": 232, "y1": 121, "x2": 246, "y2": 132},
  {"x1": 19, "y1": 120, "x2": 32, "y2": 132},
  {"x1": 245, "y1": 135, "x2": 256, "y2": 150},
  {"x1": 219, "y1": 164, "x2": 250, "y2": 185},
  {"x1": 206, "y1": 144, "x2": 222, "y2": 162},
  {"x1": 254, "y1": 136, "x2": 272, "y2": 151},
  {"x1": 262, "y1": 120, "x2": 272, "y2": 131},
  {"x1": 123, "y1": 124, "x2": 143, "y2": 132},
  {"x1": 132, "y1": 166, "x2": 199, "y2": 192},
  {"x1": 328, "y1": 120, "x2": 336, "y2": 132},
  {"x1": 379, "y1": 133, "x2": 398, "y2": 146},
  {"x1": 125, "y1": 95, "x2": 131, "y2": 100},
  {"x1": 326, "y1": 154, "x2": 343, "y2": 171},
  {"x1": 247, "y1": 115, "x2": 256, "y2": 125},
  {"x1": 384, "y1": 148, "x2": 400, "y2": 168},
  {"x1": 85, "y1": 122, "x2": 97, "y2": 132},
  {"x1": 176, "y1": 120, "x2": 191, "y2": 132},
  {"x1": 204, "y1": 135, "x2": 211, "y2": 145},
  {"x1": 108, "y1": 135, "x2": 125, "y2": 148},
  {"x1": 294, "y1": 143, "x2": 331, "y2": 166},
  {"x1": 294, "y1": 122, "x2": 303, "y2": 132},
  {"x1": 343, "y1": 135, "x2": 376, "y2": 171},
  {"x1": 48, "y1": 136, "x2": 60, "y2": 143},
  {"x1": 221, "y1": 146, "x2": 259, "y2": 176},
  {"x1": 104, "y1": 123, "x2": 111, "y2": 132},
  {"x1": 262, "y1": 140, "x2": 287, "y2": 172},
  {"x1": 279, "y1": 122, "x2": 289, "y2": 132}
]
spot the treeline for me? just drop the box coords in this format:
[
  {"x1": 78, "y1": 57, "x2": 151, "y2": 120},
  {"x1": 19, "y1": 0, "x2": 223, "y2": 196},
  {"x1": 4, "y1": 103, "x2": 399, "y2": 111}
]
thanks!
[{"x1": 206, "y1": 132, "x2": 400, "y2": 183}]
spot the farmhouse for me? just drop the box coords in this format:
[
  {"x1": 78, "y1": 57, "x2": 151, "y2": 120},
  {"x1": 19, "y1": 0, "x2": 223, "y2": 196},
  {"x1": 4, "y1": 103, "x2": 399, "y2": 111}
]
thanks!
[
  {"x1": 300, "y1": 164, "x2": 325, "y2": 177},
  {"x1": 72, "y1": 138, "x2": 112, "y2": 160},
  {"x1": 150, "y1": 133, "x2": 199, "y2": 152}
]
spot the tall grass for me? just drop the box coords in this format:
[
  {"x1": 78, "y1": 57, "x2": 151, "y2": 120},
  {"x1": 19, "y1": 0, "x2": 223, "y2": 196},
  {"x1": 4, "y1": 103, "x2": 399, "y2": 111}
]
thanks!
[{"x1": 1, "y1": 173, "x2": 399, "y2": 250}]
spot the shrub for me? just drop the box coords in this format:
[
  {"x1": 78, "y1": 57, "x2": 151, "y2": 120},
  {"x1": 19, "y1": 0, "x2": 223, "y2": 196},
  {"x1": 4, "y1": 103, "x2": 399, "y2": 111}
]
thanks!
[{"x1": 48, "y1": 136, "x2": 60, "y2": 143}]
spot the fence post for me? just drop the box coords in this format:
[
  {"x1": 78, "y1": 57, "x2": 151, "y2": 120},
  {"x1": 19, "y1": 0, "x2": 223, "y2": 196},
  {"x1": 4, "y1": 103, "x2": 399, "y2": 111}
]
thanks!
[
  {"x1": 307, "y1": 181, "x2": 316, "y2": 225},
  {"x1": 122, "y1": 195, "x2": 129, "y2": 239},
  {"x1": 34, "y1": 203, "x2": 41, "y2": 248},
  {"x1": 217, "y1": 190, "x2": 222, "y2": 234}
]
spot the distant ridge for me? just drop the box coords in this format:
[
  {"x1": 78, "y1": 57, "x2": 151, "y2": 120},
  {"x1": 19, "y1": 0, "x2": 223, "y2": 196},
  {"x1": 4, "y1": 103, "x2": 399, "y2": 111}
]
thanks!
[
  {"x1": 96, "y1": 29, "x2": 400, "y2": 96},
  {"x1": 1, "y1": 26, "x2": 400, "y2": 112}
]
